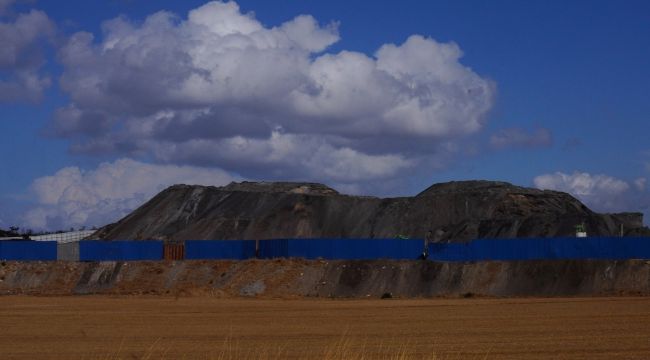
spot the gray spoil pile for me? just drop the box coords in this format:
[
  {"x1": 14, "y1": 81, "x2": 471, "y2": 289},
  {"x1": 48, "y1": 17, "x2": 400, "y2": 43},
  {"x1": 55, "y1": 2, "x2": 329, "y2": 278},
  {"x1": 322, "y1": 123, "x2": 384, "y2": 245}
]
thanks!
[{"x1": 93, "y1": 180, "x2": 649, "y2": 241}]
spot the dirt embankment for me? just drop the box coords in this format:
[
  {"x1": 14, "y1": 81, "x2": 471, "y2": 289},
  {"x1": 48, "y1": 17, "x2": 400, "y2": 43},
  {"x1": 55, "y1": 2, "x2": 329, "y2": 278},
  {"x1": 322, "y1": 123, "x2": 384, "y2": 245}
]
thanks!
[{"x1": 1, "y1": 259, "x2": 649, "y2": 298}]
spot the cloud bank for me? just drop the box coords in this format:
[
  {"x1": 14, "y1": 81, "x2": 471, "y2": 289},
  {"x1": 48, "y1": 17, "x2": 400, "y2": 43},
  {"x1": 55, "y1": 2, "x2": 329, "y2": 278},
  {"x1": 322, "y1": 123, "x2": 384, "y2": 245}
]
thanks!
[
  {"x1": 10, "y1": 1, "x2": 496, "y2": 230},
  {"x1": 0, "y1": 6, "x2": 55, "y2": 102},
  {"x1": 50, "y1": 1, "x2": 494, "y2": 185},
  {"x1": 23, "y1": 158, "x2": 238, "y2": 230},
  {"x1": 533, "y1": 171, "x2": 646, "y2": 213}
]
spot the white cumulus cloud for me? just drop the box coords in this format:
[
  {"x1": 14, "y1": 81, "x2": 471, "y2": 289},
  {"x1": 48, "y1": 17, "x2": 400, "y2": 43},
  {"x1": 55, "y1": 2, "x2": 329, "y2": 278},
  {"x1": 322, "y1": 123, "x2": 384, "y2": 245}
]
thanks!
[
  {"x1": 533, "y1": 171, "x2": 645, "y2": 213},
  {"x1": 0, "y1": 7, "x2": 55, "y2": 102},
  {"x1": 48, "y1": 0, "x2": 494, "y2": 186},
  {"x1": 23, "y1": 158, "x2": 239, "y2": 230}
]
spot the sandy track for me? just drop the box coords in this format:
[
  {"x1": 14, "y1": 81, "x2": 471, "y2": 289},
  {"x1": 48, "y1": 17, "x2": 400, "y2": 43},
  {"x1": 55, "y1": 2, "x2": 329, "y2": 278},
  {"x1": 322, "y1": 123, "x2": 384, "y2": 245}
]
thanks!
[{"x1": 0, "y1": 296, "x2": 649, "y2": 359}]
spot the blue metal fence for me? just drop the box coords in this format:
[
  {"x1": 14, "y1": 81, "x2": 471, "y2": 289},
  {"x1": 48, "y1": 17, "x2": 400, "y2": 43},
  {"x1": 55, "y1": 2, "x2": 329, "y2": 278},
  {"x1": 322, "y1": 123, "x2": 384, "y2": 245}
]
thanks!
[
  {"x1": 185, "y1": 240, "x2": 256, "y2": 260},
  {"x1": 259, "y1": 238, "x2": 425, "y2": 260},
  {"x1": 0, "y1": 240, "x2": 57, "y2": 261},
  {"x1": 3, "y1": 237, "x2": 650, "y2": 262},
  {"x1": 79, "y1": 240, "x2": 163, "y2": 261},
  {"x1": 428, "y1": 237, "x2": 650, "y2": 261}
]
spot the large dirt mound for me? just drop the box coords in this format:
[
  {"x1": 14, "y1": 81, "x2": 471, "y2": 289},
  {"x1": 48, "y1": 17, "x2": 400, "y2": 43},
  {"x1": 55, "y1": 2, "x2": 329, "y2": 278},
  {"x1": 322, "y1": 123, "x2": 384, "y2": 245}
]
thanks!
[{"x1": 94, "y1": 180, "x2": 648, "y2": 241}]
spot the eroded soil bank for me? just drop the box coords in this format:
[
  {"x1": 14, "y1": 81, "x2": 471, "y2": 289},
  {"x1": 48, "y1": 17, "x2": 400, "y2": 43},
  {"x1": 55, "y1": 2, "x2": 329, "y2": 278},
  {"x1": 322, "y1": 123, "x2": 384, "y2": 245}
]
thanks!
[{"x1": 1, "y1": 259, "x2": 649, "y2": 297}]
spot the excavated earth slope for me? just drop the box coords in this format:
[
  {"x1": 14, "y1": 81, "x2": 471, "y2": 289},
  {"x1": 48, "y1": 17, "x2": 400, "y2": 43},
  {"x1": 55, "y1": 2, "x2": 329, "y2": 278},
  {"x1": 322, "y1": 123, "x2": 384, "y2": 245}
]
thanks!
[
  {"x1": 1, "y1": 259, "x2": 649, "y2": 297},
  {"x1": 94, "y1": 180, "x2": 649, "y2": 241}
]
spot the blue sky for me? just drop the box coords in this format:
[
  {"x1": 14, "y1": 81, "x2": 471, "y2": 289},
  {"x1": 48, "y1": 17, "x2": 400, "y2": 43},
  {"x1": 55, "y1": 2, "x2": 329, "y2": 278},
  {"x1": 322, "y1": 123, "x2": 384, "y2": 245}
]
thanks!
[{"x1": 1, "y1": 0, "x2": 650, "y2": 230}]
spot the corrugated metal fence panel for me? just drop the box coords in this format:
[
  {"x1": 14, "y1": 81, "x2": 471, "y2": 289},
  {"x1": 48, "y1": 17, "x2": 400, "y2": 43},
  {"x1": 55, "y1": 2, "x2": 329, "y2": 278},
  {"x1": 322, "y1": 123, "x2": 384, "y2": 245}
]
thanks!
[
  {"x1": 258, "y1": 239, "x2": 332, "y2": 259},
  {"x1": 333, "y1": 239, "x2": 369, "y2": 260},
  {"x1": 258, "y1": 238, "x2": 425, "y2": 260},
  {"x1": 185, "y1": 240, "x2": 256, "y2": 260},
  {"x1": 332, "y1": 238, "x2": 424, "y2": 260},
  {"x1": 163, "y1": 243, "x2": 185, "y2": 260},
  {"x1": 376, "y1": 238, "x2": 422, "y2": 259},
  {"x1": 428, "y1": 237, "x2": 650, "y2": 261},
  {"x1": 614, "y1": 238, "x2": 644, "y2": 259},
  {"x1": 57, "y1": 241, "x2": 79, "y2": 261},
  {"x1": 289, "y1": 239, "x2": 334, "y2": 259},
  {"x1": 0, "y1": 241, "x2": 57, "y2": 261},
  {"x1": 624, "y1": 237, "x2": 650, "y2": 258},
  {"x1": 258, "y1": 239, "x2": 290, "y2": 258},
  {"x1": 79, "y1": 240, "x2": 163, "y2": 261},
  {"x1": 596, "y1": 237, "x2": 650, "y2": 259}
]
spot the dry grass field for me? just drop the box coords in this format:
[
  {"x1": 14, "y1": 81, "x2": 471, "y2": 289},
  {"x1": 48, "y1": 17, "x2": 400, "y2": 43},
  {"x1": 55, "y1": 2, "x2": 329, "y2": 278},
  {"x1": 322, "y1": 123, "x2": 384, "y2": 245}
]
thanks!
[{"x1": 0, "y1": 296, "x2": 649, "y2": 359}]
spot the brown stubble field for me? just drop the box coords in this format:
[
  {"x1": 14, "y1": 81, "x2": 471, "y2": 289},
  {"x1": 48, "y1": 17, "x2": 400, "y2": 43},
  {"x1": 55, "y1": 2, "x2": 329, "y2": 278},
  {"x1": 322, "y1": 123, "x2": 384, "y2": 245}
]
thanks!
[{"x1": 0, "y1": 296, "x2": 649, "y2": 359}]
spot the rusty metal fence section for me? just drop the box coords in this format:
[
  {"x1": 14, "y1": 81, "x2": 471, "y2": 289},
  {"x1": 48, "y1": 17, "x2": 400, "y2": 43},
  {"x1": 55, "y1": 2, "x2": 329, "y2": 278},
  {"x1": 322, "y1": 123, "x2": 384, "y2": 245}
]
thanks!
[{"x1": 163, "y1": 242, "x2": 185, "y2": 260}]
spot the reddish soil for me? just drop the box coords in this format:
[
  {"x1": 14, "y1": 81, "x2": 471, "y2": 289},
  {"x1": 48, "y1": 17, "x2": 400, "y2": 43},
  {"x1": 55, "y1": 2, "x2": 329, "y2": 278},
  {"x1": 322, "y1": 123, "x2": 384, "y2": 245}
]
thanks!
[{"x1": 2, "y1": 259, "x2": 650, "y2": 298}]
